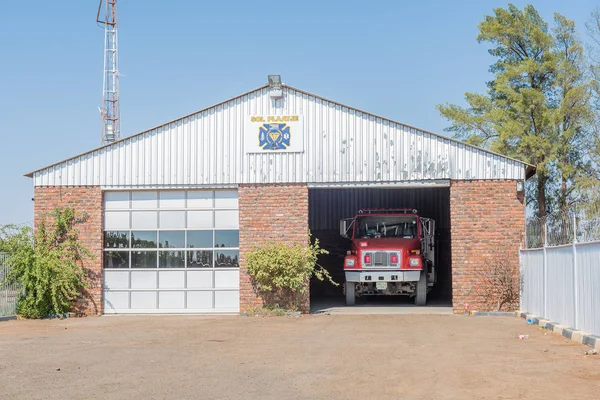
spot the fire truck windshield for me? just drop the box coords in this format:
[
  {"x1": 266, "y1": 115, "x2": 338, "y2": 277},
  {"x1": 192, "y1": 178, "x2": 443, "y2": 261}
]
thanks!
[{"x1": 354, "y1": 216, "x2": 418, "y2": 239}]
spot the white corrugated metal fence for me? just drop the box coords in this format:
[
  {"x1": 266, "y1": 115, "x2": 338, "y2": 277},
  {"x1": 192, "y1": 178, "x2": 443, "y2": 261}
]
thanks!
[{"x1": 520, "y1": 242, "x2": 600, "y2": 337}]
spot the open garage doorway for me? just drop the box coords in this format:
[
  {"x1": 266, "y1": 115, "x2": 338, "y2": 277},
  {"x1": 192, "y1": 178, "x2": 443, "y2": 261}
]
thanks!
[{"x1": 308, "y1": 186, "x2": 452, "y2": 312}]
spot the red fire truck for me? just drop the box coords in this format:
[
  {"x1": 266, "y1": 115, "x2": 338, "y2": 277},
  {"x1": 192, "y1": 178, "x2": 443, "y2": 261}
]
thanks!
[{"x1": 340, "y1": 209, "x2": 436, "y2": 306}]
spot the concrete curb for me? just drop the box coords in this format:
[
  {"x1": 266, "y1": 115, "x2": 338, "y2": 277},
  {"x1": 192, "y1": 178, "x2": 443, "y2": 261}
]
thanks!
[
  {"x1": 0, "y1": 316, "x2": 17, "y2": 322},
  {"x1": 472, "y1": 311, "x2": 518, "y2": 317},
  {"x1": 520, "y1": 312, "x2": 600, "y2": 350}
]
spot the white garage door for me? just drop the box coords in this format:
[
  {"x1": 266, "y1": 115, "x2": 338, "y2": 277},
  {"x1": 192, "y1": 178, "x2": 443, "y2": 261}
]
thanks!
[{"x1": 102, "y1": 190, "x2": 239, "y2": 313}]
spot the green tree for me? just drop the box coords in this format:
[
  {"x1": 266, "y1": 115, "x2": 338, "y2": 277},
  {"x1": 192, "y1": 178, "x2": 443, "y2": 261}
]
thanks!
[
  {"x1": 437, "y1": 4, "x2": 594, "y2": 217},
  {"x1": 552, "y1": 14, "x2": 594, "y2": 215},
  {"x1": 581, "y1": 8, "x2": 600, "y2": 211},
  {"x1": 0, "y1": 207, "x2": 91, "y2": 318}
]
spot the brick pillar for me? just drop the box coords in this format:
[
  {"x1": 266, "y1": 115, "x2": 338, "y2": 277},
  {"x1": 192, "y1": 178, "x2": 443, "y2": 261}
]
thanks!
[
  {"x1": 450, "y1": 180, "x2": 525, "y2": 313},
  {"x1": 34, "y1": 186, "x2": 103, "y2": 315},
  {"x1": 238, "y1": 184, "x2": 309, "y2": 312}
]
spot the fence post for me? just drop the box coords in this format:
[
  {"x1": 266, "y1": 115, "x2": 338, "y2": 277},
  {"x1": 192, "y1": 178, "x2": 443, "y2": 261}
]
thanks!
[
  {"x1": 572, "y1": 213, "x2": 579, "y2": 330},
  {"x1": 518, "y1": 245, "x2": 523, "y2": 312},
  {"x1": 1, "y1": 260, "x2": 7, "y2": 316},
  {"x1": 3, "y1": 282, "x2": 7, "y2": 315},
  {"x1": 543, "y1": 217, "x2": 548, "y2": 318}
]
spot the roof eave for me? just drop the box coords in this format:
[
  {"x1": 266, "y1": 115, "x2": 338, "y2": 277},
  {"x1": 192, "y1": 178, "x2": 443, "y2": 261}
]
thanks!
[{"x1": 525, "y1": 165, "x2": 537, "y2": 180}]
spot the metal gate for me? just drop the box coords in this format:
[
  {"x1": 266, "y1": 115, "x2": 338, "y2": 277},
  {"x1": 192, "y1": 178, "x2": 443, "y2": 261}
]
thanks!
[{"x1": 0, "y1": 253, "x2": 19, "y2": 318}]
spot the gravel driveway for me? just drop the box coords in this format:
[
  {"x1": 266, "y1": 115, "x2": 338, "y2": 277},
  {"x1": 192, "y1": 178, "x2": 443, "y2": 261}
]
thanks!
[{"x1": 0, "y1": 314, "x2": 598, "y2": 399}]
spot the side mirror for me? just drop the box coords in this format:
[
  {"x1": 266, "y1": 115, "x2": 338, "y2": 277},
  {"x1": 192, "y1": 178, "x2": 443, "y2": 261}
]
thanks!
[{"x1": 340, "y1": 218, "x2": 354, "y2": 239}]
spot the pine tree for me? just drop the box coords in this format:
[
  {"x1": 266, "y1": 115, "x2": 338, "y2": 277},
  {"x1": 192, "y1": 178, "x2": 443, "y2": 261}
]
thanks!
[{"x1": 437, "y1": 4, "x2": 594, "y2": 217}]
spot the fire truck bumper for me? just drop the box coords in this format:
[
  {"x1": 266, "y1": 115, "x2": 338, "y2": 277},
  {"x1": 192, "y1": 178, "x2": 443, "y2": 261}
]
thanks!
[{"x1": 345, "y1": 270, "x2": 421, "y2": 283}]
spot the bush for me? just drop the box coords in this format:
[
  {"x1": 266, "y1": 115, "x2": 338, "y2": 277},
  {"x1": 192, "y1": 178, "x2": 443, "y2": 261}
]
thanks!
[
  {"x1": 0, "y1": 207, "x2": 91, "y2": 318},
  {"x1": 245, "y1": 235, "x2": 336, "y2": 310},
  {"x1": 477, "y1": 255, "x2": 521, "y2": 312}
]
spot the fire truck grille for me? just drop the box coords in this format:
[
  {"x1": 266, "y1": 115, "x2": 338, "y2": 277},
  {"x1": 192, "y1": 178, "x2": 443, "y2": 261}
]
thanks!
[
  {"x1": 373, "y1": 252, "x2": 386, "y2": 265},
  {"x1": 363, "y1": 251, "x2": 400, "y2": 268}
]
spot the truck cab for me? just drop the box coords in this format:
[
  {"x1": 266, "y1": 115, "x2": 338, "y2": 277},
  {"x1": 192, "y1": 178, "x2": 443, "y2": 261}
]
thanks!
[{"x1": 340, "y1": 209, "x2": 435, "y2": 306}]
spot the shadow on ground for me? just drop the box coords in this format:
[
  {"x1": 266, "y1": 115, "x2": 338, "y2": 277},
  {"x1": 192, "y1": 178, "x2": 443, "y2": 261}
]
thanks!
[{"x1": 311, "y1": 294, "x2": 453, "y2": 315}]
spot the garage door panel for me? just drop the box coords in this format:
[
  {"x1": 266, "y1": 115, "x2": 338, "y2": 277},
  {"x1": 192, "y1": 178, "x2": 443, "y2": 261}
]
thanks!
[
  {"x1": 214, "y1": 190, "x2": 238, "y2": 208},
  {"x1": 187, "y1": 191, "x2": 213, "y2": 208},
  {"x1": 104, "y1": 291, "x2": 129, "y2": 311},
  {"x1": 131, "y1": 271, "x2": 157, "y2": 289},
  {"x1": 215, "y1": 270, "x2": 239, "y2": 289},
  {"x1": 159, "y1": 271, "x2": 185, "y2": 288},
  {"x1": 187, "y1": 291, "x2": 213, "y2": 309},
  {"x1": 131, "y1": 191, "x2": 158, "y2": 209},
  {"x1": 104, "y1": 270, "x2": 129, "y2": 289},
  {"x1": 159, "y1": 191, "x2": 185, "y2": 208},
  {"x1": 131, "y1": 211, "x2": 158, "y2": 229},
  {"x1": 105, "y1": 192, "x2": 130, "y2": 209},
  {"x1": 103, "y1": 190, "x2": 239, "y2": 314},
  {"x1": 159, "y1": 291, "x2": 185, "y2": 309},
  {"x1": 159, "y1": 211, "x2": 186, "y2": 229},
  {"x1": 105, "y1": 211, "x2": 130, "y2": 230},
  {"x1": 214, "y1": 210, "x2": 239, "y2": 228},
  {"x1": 130, "y1": 291, "x2": 157, "y2": 309},
  {"x1": 215, "y1": 290, "x2": 239, "y2": 309},
  {"x1": 187, "y1": 211, "x2": 213, "y2": 228},
  {"x1": 187, "y1": 270, "x2": 213, "y2": 288}
]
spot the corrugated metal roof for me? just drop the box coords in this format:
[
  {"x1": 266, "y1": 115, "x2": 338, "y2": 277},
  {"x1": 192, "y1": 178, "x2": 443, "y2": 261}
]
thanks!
[{"x1": 27, "y1": 83, "x2": 534, "y2": 186}]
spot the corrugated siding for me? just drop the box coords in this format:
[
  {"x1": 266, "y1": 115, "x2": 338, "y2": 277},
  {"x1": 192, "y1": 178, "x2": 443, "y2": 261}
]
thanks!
[
  {"x1": 577, "y1": 243, "x2": 600, "y2": 336},
  {"x1": 520, "y1": 249, "x2": 545, "y2": 317},
  {"x1": 33, "y1": 86, "x2": 526, "y2": 187},
  {"x1": 545, "y1": 247, "x2": 576, "y2": 327},
  {"x1": 521, "y1": 242, "x2": 600, "y2": 336}
]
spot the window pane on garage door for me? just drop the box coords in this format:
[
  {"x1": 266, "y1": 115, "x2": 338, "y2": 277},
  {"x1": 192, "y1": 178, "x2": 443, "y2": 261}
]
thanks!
[{"x1": 102, "y1": 190, "x2": 239, "y2": 314}]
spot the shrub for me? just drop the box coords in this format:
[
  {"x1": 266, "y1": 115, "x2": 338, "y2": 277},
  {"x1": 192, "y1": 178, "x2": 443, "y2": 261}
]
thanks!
[
  {"x1": 0, "y1": 207, "x2": 91, "y2": 318},
  {"x1": 477, "y1": 255, "x2": 521, "y2": 312},
  {"x1": 245, "y1": 235, "x2": 336, "y2": 310}
]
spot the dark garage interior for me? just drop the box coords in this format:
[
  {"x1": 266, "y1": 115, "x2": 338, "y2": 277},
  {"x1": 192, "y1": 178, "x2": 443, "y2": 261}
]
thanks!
[{"x1": 308, "y1": 187, "x2": 452, "y2": 307}]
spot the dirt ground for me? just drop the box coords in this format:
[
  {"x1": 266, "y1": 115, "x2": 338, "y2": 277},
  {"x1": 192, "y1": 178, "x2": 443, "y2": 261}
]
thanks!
[{"x1": 0, "y1": 314, "x2": 599, "y2": 400}]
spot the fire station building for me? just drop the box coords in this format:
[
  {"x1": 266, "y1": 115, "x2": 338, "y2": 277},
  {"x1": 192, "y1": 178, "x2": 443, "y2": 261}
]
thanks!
[{"x1": 26, "y1": 76, "x2": 534, "y2": 315}]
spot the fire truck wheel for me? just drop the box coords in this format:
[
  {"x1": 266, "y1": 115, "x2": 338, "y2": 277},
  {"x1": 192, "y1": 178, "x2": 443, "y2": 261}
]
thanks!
[
  {"x1": 345, "y1": 282, "x2": 355, "y2": 306},
  {"x1": 414, "y1": 270, "x2": 427, "y2": 306}
]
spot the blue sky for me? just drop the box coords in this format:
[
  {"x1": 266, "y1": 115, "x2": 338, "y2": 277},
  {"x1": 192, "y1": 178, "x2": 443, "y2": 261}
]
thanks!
[{"x1": 0, "y1": 0, "x2": 597, "y2": 225}]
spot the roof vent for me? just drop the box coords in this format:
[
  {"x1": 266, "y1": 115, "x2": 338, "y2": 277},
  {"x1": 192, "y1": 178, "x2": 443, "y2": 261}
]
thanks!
[{"x1": 268, "y1": 75, "x2": 283, "y2": 98}]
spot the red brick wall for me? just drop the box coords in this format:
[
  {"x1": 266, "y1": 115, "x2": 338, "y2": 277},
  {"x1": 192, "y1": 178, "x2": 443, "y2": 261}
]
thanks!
[
  {"x1": 450, "y1": 180, "x2": 524, "y2": 313},
  {"x1": 34, "y1": 186, "x2": 103, "y2": 315},
  {"x1": 30, "y1": 181, "x2": 522, "y2": 315},
  {"x1": 238, "y1": 184, "x2": 309, "y2": 312}
]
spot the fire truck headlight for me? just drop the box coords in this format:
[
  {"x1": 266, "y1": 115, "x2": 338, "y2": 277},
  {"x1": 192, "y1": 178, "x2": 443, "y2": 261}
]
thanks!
[
  {"x1": 345, "y1": 258, "x2": 356, "y2": 267},
  {"x1": 409, "y1": 257, "x2": 421, "y2": 267}
]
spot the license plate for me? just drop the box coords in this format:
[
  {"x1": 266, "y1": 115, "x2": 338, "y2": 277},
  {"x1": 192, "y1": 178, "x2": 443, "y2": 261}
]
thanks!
[{"x1": 376, "y1": 281, "x2": 387, "y2": 290}]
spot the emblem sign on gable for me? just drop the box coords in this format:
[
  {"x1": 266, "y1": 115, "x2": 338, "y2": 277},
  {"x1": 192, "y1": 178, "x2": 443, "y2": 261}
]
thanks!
[
  {"x1": 259, "y1": 124, "x2": 290, "y2": 150},
  {"x1": 245, "y1": 115, "x2": 304, "y2": 153}
]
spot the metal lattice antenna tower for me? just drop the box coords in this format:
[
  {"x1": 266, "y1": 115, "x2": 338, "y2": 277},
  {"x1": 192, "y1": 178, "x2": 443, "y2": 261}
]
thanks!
[{"x1": 97, "y1": 0, "x2": 120, "y2": 145}]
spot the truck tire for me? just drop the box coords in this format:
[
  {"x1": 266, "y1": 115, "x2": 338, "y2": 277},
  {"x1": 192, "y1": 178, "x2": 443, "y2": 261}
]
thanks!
[
  {"x1": 414, "y1": 270, "x2": 427, "y2": 306},
  {"x1": 345, "y1": 282, "x2": 355, "y2": 306}
]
